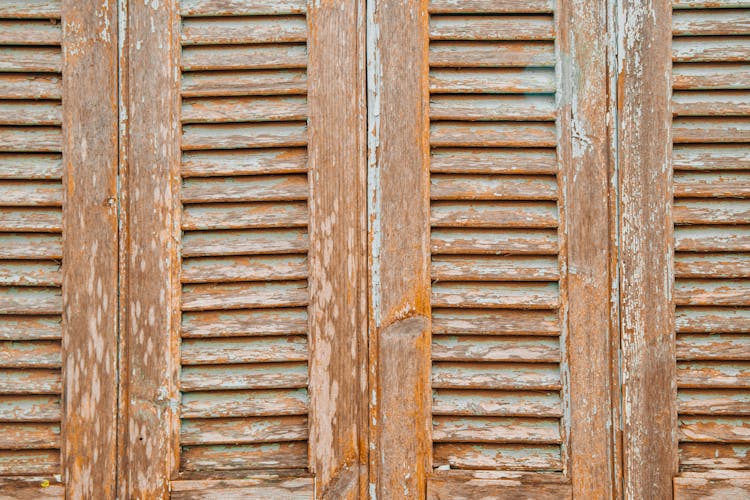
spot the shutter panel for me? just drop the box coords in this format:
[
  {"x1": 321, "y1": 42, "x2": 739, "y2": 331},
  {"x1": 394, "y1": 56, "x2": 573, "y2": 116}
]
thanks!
[
  {"x1": 672, "y1": 0, "x2": 750, "y2": 496},
  {"x1": 0, "y1": 3, "x2": 63, "y2": 481},
  {"x1": 178, "y1": 2, "x2": 311, "y2": 474},
  {"x1": 427, "y1": 1, "x2": 563, "y2": 474}
]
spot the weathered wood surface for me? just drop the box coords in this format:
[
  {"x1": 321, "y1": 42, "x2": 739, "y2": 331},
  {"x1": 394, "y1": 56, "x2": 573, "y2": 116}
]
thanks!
[
  {"x1": 426, "y1": 471, "x2": 571, "y2": 500},
  {"x1": 307, "y1": 0, "x2": 367, "y2": 496},
  {"x1": 367, "y1": 0, "x2": 431, "y2": 497},
  {"x1": 118, "y1": 0, "x2": 179, "y2": 497},
  {"x1": 618, "y1": 0, "x2": 677, "y2": 497},
  {"x1": 674, "y1": 471, "x2": 750, "y2": 499}
]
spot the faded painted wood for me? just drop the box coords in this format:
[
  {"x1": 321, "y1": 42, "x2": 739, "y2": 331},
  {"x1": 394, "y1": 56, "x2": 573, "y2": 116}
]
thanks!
[
  {"x1": 307, "y1": 0, "x2": 367, "y2": 497},
  {"x1": 117, "y1": 0, "x2": 180, "y2": 497},
  {"x1": 367, "y1": 0, "x2": 431, "y2": 498}
]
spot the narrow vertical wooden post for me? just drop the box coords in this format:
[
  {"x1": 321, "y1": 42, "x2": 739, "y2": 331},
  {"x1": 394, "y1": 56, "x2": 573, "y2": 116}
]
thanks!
[
  {"x1": 618, "y1": 0, "x2": 677, "y2": 497},
  {"x1": 367, "y1": 0, "x2": 431, "y2": 497},
  {"x1": 307, "y1": 0, "x2": 368, "y2": 497},
  {"x1": 61, "y1": 0, "x2": 119, "y2": 496},
  {"x1": 557, "y1": 0, "x2": 618, "y2": 496},
  {"x1": 117, "y1": 0, "x2": 180, "y2": 497}
]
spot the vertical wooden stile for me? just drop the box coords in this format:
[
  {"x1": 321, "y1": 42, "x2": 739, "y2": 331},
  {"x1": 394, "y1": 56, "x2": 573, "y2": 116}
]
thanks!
[
  {"x1": 307, "y1": 0, "x2": 367, "y2": 497},
  {"x1": 367, "y1": 0, "x2": 432, "y2": 497},
  {"x1": 61, "y1": 0, "x2": 119, "y2": 496},
  {"x1": 558, "y1": 0, "x2": 617, "y2": 496},
  {"x1": 118, "y1": 0, "x2": 180, "y2": 497},
  {"x1": 618, "y1": 0, "x2": 677, "y2": 497}
]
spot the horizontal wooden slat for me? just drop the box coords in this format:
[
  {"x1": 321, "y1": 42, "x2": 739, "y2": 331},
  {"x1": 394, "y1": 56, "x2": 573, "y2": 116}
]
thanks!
[
  {"x1": 181, "y1": 44, "x2": 307, "y2": 71},
  {"x1": 673, "y1": 63, "x2": 750, "y2": 90},
  {"x1": 431, "y1": 174, "x2": 557, "y2": 200},
  {"x1": 0, "y1": 1, "x2": 61, "y2": 18},
  {"x1": 431, "y1": 122, "x2": 557, "y2": 147},
  {"x1": 0, "y1": 260, "x2": 61, "y2": 286},
  {"x1": 0, "y1": 208, "x2": 61, "y2": 232},
  {"x1": 181, "y1": 336, "x2": 307, "y2": 365},
  {"x1": 0, "y1": 287, "x2": 61, "y2": 314},
  {"x1": 0, "y1": 180, "x2": 61, "y2": 206},
  {"x1": 180, "y1": 388, "x2": 308, "y2": 418},
  {"x1": 182, "y1": 148, "x2": 307, "y2": 177},
  {"x1": 675, "y1": 226, "x2": 750, "y2": 252},
  {"x1": 0, "y1": 422, "x2": 59, "y2": 449},
  {"x1": 0, "y1": 153, "x2": 61, "y2": 179},
  {"x1": 675, "y1": 171, "x2": 750, "y2": 197},
  {"x1": 181, "y1": 70, "x2": 307, "y2": 98},
  {"x1": 678, "y1": 361, "x2": 750, "y2": 388},
  {"x1": 430, "y1": 94, "x2": 555, "y2": 121},
  {"x1": 180, "y1": 442, "x2": 308, "y2": 471},
  {"x1": 677, "y1": 307, "x2": 750, "y2": 333},
  {"x1": 0, "y1": 449, "x2": 58, "y2": 475},
  {"x1": 181, "y1": 307, "x2": 307, "y2": 338},
  {"x1": 673, "y1": 0, "x2": 750, "y2": 7},
  {"x1": 433, "y1": 443, "x2": 562, "y2": 470},
  {"x1": 429, "y1": 15, "x2": 554, "y2": 41},
  {"x1": 170, "y1": 477, "x2": 313, "y2": 499},
  {"x1": 432, "y1": 389, "x2": 562, "y2": 417},
  {"x1": 182, "y1": 174, "x2": 307, "y2": 203},
  {"x1": 0, "y1": 316, "x2": 60, "y2": 341},
  {"x1": 180, "y1": 416, "x2": 308, "y2": 445},
  {"x1": 179, "y1": 0, "x2": 307, "y2": 16},
  {"x1": 427, "y1": 472, "x2": 571, "y2": 500},
  {"x1": 432, "y1": 255, "x2": 559, "y2": 281},
  {"x1": 182, "y1": 280, "x2": 308, "y2": 311},
  {"x1": 181, "y1": 362, "x2": 307, "y2": 391},
  {"x1": 675, "y1": 279, "x2": 750, "y2": 306},
  {"x1": 672, "y1": 117, "x2": 750, "y2": 143},
  {"x1": 429, "y1": 41, "x2": 555, "y2": 68},
  {"x1": 431, "y1": 201, "x2": 558, "y2": 228},
  {"x1": 432, "y1": 362, "x2": 560, "y2": 390},
  {"x1": 678, "y1": 333, "x2": 750, "y2": 360},
  {"x1": 182, "y1": 96, "x2": 306, "y2": 124},
  {"x1": 182, "y1": 202, "x2": 307, "y2": 230},
  {"x1": 181, "y1": 16, "x2": 306, "y2": 45},
  {"x1": 432, "y1": 416, "x2": 561, "y2": 443},
  {"x1": 0, "y1": 20, "x2": 61, "y2": 45},
  {"x1": 0, "y1": 340, "x2": 59, "y2": 368},
  {"x1": 674, "y1": 199, "x2": 750, "y2": 225},
  {"x1": 428, "y1": 0, "x2": 555, "y2": 14},
  {"x1": 679, "y1": 443, "x2": 750, "y2": 469},
  {"x1": 675, "y1": 253, "x2": 750, "y2": 278},
  {"x1": 0, "y1": 74, "x2": 60, "y2": 101},
  {"x1": 432, "y1": 336, "x2": 560, "y2": 362},
  {"x1": 0, "y1": 47, "x2": 61, "y2": 73},
  {"x1": 432, "y1": 282, "x2": 559, "y2": 309},
  {"x1": 0, "y1": 394, "x2": 59, "y2": 421},
  {"x1": 0, "y1": 368, "x2": 60, "y2": 394},
  {"x1": 673, "y1": 36, "x2": 750, "y2": 62},
  {"x1": 181, "y1": 228, "x2": 308, "y2": 257},
  {"x1": 0, "y1": 127, "x2": 61, "y2": 152},
  {"x1": 673, "y1": 90, "x2": 750, "y2": 116},
  {"x1": 182, "y1": 255, "x2": 307, "y2": 283},
  {"x1": 0, "y1": 233, "x2": 60, "y2": 259},
  {"x1": 182, "y1": 122, "x2": 307, "y2": 150},
  {"x1": 679, "y1": 417, "x2": 750, "y2": 442},
  {"x1": 430, "y1": 68, "x2": 556, "y2": 94},
  {"x1": 673, "y1": 9, "x2": 750, "y2": 36},
  {"x1": 673, "y1": 144, "x2": 750, "y2": 170},
  {"x1": 678, "y1": 389, "x2": 750, "y2": 415},
  {"x1": 674, "y1": 472, "x2": 750, "y2": 500},
  {"x1": 432, "y1": 308, "x2": 559, "y2": 336},
  {"x1": 431, "y1": 148, "x2": 557, "y2": 175}
]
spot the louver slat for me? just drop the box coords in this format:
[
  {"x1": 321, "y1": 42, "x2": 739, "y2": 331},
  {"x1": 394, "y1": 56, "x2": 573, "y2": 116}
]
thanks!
[
  {"x1": 178, "y1": 3, "x2": 310, "y2": 475},
  {"x1": 427, "y1": 6, "x2": 564, "y2": 478},
  {"x1": 0, "y1": 6, "x2": 63, "y2": 481}
]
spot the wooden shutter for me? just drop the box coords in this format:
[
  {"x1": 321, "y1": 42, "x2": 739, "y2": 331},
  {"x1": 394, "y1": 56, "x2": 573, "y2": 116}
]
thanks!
[
  {"x1": 0, "y1": 0, "x2": 119, "y2": 497},
  {"x1": 119, "y1": 0, "x2": 366, "y2": 497},
  {"x1": 368, "y1": 0, "x2": 614, "y2": 497},
  {"x1": 672, "y1": 0, "x2": 750, "y2": 496}
]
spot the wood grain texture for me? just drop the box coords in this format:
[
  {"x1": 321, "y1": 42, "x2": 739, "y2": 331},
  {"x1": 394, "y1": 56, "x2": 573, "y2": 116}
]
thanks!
[
  {"x1": 59, "y1": 0, "x2": 117, "y2": 496},
  {"x1": 618, "y1": 0, "x2": 677, "y2": 497},
  {"x1": 367, "y1": 0, "x2": 431, "y2": 497},
  {"x1": 117, "y1": 0, "x2": 180, "y2": 497},
  {"x1": 307, "y1": 0, "x2": 367, "y2": 495}
]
